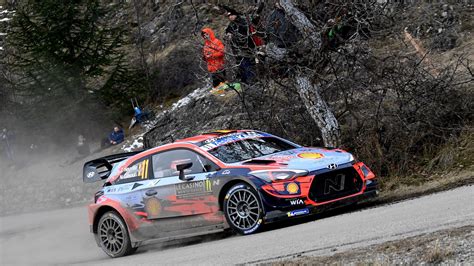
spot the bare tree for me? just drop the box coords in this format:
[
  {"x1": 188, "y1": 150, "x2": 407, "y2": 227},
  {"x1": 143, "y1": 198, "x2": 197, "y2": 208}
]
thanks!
[{"x1": 274, "y1": 0, "x2": 341, "y2": 147}]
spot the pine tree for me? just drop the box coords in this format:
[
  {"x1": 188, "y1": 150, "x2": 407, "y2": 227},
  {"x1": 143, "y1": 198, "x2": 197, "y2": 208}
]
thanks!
[{"x1": 5, "y1": 0, "x2": 133, "y2": 128}]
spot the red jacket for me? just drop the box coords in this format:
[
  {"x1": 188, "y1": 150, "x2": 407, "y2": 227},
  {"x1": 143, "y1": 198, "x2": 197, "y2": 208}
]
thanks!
[{"x1": 202, "y1": 28, "x2": 225, "y2": 73}]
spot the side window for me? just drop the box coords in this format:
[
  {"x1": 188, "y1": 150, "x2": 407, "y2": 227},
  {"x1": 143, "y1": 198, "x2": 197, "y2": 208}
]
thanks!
[
  {"x1": 116, "y1": 157, "x2": 150, "y2": 184},
  {"x1": 152, "y1": 149, "x2": 217, "y2": 178}
]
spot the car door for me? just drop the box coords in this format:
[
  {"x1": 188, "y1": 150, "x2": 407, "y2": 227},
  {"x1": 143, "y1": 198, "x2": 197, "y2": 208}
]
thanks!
[
  {"x1": 106, "y1": 156, "x2": 152, "y2": 215},
  {"x1": 142, "y1": 148, "x2": 222, "y2": 233}
]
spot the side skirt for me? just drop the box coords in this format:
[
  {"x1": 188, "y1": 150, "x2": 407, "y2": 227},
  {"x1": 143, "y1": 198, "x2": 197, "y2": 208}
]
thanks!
[{"x1": 131, "y1": 223, "x2": 228, "y2": 248}]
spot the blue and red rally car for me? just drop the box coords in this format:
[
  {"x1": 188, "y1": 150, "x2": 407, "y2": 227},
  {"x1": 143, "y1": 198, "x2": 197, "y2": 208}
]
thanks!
[{"x1": 83, "y1": 130, "x2": 377, "y2": 257}]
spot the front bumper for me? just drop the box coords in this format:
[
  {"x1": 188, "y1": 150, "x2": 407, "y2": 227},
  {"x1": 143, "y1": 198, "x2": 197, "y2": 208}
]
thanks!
[{"x1": 263, "y1": 182, "x2": 378, "y2": 223}]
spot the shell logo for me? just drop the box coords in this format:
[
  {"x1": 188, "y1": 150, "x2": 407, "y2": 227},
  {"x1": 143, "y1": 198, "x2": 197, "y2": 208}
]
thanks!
[
  {"x1": 286, "y1": 182, "x2": 299, "y2": 194},
  {"x1": 297, "y1": 152, "x2": 324, "y2": 159},
  {"x1": 145, "y1": 197, "x2": 161, "y2": 217}
]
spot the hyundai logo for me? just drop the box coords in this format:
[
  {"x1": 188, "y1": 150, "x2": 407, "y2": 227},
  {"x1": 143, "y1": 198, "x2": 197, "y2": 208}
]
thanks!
[{"x1": 327, "y1": 163, "x2": 338, "y2": 170}]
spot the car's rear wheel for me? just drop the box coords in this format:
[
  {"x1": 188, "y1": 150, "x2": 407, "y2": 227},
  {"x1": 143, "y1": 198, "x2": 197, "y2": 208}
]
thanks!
[
  {"x1": 97, "y1": 211, "x2": 137, "y2": 258},
  {"x1": 223, "y1": 183, "x2": 263, "y2": 235}
]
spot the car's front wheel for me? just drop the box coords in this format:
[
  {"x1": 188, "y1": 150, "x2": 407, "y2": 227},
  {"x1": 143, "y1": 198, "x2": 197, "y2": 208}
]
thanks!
[
  {"x1": 97, "y1": 211, "x2": 137, "y2": 258},
  {"x1": 223, "y1": 183, "x2": 264, "y2": 235}
]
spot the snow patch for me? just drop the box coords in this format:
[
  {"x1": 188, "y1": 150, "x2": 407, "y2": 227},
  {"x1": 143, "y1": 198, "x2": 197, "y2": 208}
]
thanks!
[
  {"x1": 170, "y1": 87, "x2": 208, "y2": 112},
  {"x1": 0, "y1": 18, "x2": 11, "y2": 22},
  {"x1": 120, "y1": 87, "x2": 210, "y2": 151},
  {"x1": 143, "y1": 87, "x2": 208, "y2": 131},
  {"x1": 122, "y1": 135, "x2": 144, "y2": 152}
]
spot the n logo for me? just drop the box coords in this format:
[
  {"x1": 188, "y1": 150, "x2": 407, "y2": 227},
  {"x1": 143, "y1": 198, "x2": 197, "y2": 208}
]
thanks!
[{"x1": 324, "y1": 174, "x2": 345, "y2": 195}]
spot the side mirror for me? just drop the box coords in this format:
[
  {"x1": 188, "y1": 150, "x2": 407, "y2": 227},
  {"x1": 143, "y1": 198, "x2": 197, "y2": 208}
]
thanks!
[
  {"x1": 177, "y1": 162, "x2": 193, "y2": 181},
  {"x1": 204, "y1": 164, "x2": 212, "y2": 172}
]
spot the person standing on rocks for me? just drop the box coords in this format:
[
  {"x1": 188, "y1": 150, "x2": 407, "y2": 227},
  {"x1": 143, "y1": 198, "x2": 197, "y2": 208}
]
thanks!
[
  {"x1": 201, "y1": 27, "x2": 226, "y2": 88},
  {"x1": 223, "y1": 6, "x2": 256, "y2": 84}
]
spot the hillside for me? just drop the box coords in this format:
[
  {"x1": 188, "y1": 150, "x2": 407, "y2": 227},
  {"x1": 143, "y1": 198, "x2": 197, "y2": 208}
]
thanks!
[{"x1": 0, "y1": 1, "x2": 473, "y2": 215}]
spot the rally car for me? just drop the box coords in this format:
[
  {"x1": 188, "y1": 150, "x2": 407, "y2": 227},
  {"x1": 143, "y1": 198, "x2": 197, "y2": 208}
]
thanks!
[{"x1": 83, "y1": 130, "x2": 377, "y2": 257}]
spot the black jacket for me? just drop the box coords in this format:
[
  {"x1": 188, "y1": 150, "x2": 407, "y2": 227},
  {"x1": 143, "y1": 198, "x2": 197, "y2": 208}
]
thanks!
[{"x1": 225, "y1": 16, "x2": 254, "y2": 55}]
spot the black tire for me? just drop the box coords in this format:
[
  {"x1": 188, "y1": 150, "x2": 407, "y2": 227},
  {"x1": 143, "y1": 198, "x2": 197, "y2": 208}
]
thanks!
[
  {"x1": 97, "y1": 211, "x2": 137, "y2": 258},
  {"x1": 223, "y1": 183, "x2": 264, "y2": 235}
]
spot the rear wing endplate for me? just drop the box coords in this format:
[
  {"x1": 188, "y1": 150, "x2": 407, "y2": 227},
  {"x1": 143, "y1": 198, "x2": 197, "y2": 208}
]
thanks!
[{"x1": 83, "y1": 151, "x2": 142, "y2": 183}]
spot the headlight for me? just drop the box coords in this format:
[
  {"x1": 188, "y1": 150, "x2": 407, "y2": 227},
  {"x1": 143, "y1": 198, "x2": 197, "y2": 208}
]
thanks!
[{"x1": 249, "y1": 169, "x2": 308, "y2": 182}]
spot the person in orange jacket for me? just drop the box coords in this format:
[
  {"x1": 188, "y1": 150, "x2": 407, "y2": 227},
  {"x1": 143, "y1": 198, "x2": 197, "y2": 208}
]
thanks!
[{"x1": 201, "y1": 28, "x2": 226, "y2": 87}]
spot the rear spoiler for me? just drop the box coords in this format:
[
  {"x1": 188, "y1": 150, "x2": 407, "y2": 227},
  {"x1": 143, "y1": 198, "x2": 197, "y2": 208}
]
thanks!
[{"x1": 83, "y1": 151, "x2": 142, "y2": 183}]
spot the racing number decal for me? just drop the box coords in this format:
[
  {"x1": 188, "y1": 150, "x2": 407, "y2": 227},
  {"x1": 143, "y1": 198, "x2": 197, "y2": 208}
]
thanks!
[
  {"x1": 121, "y1": 159, "x2": 150, "y2": 180},
  {"x1": 139, "y1": 159, "x2": 149, "y2": 179}
]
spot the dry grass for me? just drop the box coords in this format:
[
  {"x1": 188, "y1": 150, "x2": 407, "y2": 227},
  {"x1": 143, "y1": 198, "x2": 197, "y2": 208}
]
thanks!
[
  {"x1": 375, "y1": 129, "x2": 474, "y2": 204},
  {"x1": 424, "y1": 239, "x2": 454, "y2": 263},
  {"x1": 272, "y1": 226, "x2": 472, "y2": 265}
]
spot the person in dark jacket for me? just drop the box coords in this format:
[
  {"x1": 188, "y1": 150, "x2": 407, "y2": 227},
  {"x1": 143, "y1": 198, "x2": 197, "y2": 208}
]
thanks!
[
  {"x1": 266, "y1": 2, "x2": 298, "y2": 49},
  {"x1": 102, "y1": 126, "x2": 124, "y2": 148},
  {"x1": 223, "y1": 7, "x2": 256, "y2": 84},
  {"x1": 109, "y1": 127, "x2": 124, "y2": 145}
]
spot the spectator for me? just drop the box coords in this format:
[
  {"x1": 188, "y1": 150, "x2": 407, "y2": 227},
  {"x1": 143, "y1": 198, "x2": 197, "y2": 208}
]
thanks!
[
  {"x1": 134, "y1": 106, "x2": 150, "y2": 124},
  {"x1": 201, "y1": 27, "x2": 226, "y2": 88},
  {"x1": 0, "y1": 128, "x2": 14, "y2": 162},
  {"x1": 77, "y1": 134, "x2": 90, "y2": 156},
  {"x1": 249, "y1": 2, "x2": 266, "y2": 47},
  {"x1": 223, "y1": 6, "x2": 256, "y2": 84},
  {"x1": 266, "y1": 2, "x2": 298, "y2": 49},
  {"x1": 102, "y1": 126, "x2": 124, "y2": 148}
]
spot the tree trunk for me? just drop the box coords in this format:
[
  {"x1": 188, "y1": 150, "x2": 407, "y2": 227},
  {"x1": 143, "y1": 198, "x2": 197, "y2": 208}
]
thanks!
[
  {"x1": 295, "y1": 75, "x2": 340, "y2": 147},
  {"x1": 278, "y1": 0, "x2": 341, "y2": 147},
  {"x1": 279, "y1": 0, "x2": 322, "y2": 50}
]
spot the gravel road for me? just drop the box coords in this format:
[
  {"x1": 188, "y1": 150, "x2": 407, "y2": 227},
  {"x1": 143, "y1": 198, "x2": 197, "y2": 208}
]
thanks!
[{"x1": 1, "y1": 185, "x2": 473, "y2": 265}]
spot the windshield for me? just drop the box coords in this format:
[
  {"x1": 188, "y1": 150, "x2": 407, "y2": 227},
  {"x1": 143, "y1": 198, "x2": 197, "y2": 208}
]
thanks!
[{"x1": 207, "y1": 137, "x2": 296, "y2": 163}]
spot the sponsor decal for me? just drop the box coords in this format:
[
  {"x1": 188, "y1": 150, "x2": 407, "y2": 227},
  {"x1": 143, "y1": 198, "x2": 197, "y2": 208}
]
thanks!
[
  {"x1": 150, "y1": 179, "x2": 161, "y2": 186},
  {"x1": 222, "y1": 170, "x2": 231, "y2": 175},
  {"x1": 286, "y1": 182, "x2": 299, "y2": 194},
  {"x1": 96, "y1": 196, "x2": 107, "y2": 204},
  {"x1": 288, "y1": 198, "x2": 305, "y2": 206},
  {"x1": 201, "y1": 131, "x2": 264, "y2": 151},
  {"x1": 121, "y1": 159, "x2": 149, "y2": 180},
  {"x1": 297, "y1": 152, "x2": 324, "y2": 159},
  {"x1": 175, "y1": 179, "x2": 218, "y2": 199},
  {"x1": 145, "y1": 197, "x2": 161, "y2": 218},
  {"x1": 131, "y1": 182, "x2": 144, "y2": 190},
  {"x1": 324, "y1": 174, "x2": 346, "y2": 195},
  {"x1": 214, "y1": 130, "x2": 234, "y2": 133},
  {"x1": 117, "y1": 184, "x2": 133, "y2": 192},
  {"x1": 243, "y1": 219, "x2": 262, "y2": 234},
  {"x1": 287, "y1": 208, "x2": 310, "y2": 217},
  {"x1": 267, "y1": 155, "x2": 295, "y2": 161}
]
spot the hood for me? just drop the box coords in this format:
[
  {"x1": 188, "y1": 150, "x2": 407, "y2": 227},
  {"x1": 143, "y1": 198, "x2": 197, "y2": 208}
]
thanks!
[
  {"x1": 201, "y1": 28, "x2": 216, "y2": 41},
  {"x1": 243, "y1": 147, "x2": 354, "y2": 172}
]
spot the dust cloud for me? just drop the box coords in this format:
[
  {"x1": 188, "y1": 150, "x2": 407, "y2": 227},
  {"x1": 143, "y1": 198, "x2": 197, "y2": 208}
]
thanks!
[{"x1": 0, "y1": 107, "x2": 122, "y2": 216}]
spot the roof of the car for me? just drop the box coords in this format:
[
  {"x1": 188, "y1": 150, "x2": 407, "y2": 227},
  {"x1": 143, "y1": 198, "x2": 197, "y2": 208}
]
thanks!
[{"x1": 175, "y1": 129, "x2": 252, "y2": 144}]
